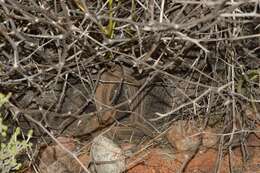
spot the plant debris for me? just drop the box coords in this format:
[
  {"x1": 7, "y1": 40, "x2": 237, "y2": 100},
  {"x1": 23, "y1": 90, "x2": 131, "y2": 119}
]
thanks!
[{"x1": 1, "y1": 0, "x2": 260, "y2": 172}]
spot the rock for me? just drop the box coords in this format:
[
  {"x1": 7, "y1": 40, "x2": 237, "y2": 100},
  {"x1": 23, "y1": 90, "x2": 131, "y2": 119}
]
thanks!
[
  {"x1": 167, "y1": 121, "x2": 201, "y2": 151},
  {"x1": 38, "y1": 137, "x2": 90, "y2": 173},
  {"x1": 167, "y1": 121, "x2": 219, "y2": 152},
  {"x1": 202, "y1": 128, "x2": 219, "y2": 148},
  {"x1": 90, "y1": 135, "x2": 125, "y2": 173}
]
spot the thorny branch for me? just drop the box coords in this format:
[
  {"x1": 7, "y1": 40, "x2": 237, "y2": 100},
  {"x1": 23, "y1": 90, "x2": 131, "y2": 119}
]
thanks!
[{"x1": 0, "y1": 0, "x2": 260, "y2": 172}]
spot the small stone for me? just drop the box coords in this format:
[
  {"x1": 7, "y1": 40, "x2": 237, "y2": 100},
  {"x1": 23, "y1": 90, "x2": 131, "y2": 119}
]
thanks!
[{"x1": 90, "y1": 135, "x2": 125, "y2": 173}]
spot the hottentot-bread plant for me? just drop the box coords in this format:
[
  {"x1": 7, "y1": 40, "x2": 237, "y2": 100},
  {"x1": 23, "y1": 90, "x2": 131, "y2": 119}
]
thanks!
[{"x1": 0, "y1": 93, "x2": 32, "y2": 173}]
